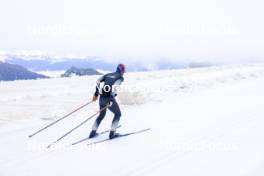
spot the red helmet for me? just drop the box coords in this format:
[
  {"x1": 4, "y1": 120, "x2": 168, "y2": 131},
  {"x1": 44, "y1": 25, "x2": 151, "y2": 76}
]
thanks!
[{"x1": 116, "y1": 64, "x2": 126, "y2": 74}]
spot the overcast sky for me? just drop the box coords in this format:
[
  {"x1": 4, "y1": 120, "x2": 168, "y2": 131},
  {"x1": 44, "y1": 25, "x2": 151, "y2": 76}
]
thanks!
[{"x1": 1, "y1": 0, "x2": 264, "y2": 63}]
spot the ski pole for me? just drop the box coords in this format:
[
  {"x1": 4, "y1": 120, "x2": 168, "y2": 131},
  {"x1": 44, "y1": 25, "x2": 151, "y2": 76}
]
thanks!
[
  {"x1": 47, "y1": 103, "x2": 110, "y2": 148},
  {"x1": 28, "y1": 101, "x2": 93, "y2": 138}
]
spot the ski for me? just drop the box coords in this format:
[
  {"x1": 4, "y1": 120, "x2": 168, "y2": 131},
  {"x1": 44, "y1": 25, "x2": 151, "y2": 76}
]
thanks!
[
  {"x1": 86, "y1": 128, "x2": 150, "y2": 146},
  {"x1": 72, "y1": 125, "x2": 121, "y2": 145}
]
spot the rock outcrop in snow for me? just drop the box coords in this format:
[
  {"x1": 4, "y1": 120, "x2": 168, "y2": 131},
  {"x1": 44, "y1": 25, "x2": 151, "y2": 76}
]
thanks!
[{"x1": 61, "y1": 66, "x2": 102, "y2": 77}]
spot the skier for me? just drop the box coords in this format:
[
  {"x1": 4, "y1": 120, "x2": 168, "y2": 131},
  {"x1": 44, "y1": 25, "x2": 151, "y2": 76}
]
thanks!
[{"x1": 89, "y1": 64, "x2": 126, "y2": 139}]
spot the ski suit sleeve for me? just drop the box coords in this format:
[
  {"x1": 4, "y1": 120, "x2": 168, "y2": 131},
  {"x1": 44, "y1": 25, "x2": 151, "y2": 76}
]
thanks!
[
  {"x1": 111, "y1": 77, "x2": 124, "y2": 97},
  {"x1": 94, "y1": 75, "x2": 105, "y2": 97},
  {"x1": 113, "y1": 77, "x2": 124, "y2": 86}
]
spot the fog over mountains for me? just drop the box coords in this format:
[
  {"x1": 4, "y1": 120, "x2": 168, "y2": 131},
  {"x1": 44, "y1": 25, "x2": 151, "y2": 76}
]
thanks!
[
  {"x1": 1, "y1": 53, "x2": 189, "y2": 72},
  {"x1": 0, "y1": 53, "x2": 214, "y2": 81}
]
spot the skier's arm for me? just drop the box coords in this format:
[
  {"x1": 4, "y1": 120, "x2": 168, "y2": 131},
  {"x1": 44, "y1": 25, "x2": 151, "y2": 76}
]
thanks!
[
  {"x1": 94, "y1": 75, "x2": 105, "y2": 98},
  {"x1": 114, "y1": 78, "x2": 123, "y2": 85},
  {"x1": 111, "y1": 77, "x2": 124, "y2": 97}
]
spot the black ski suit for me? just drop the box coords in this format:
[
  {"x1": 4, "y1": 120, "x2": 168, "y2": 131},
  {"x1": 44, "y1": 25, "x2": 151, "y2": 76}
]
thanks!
[{"x1": 92, "y1": 71, "x2": 124, "y2": 132}]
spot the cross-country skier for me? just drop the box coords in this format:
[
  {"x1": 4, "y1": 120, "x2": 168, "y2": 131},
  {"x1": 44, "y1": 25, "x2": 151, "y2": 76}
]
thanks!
[{"x1": 89, "y1": 64, "x2": 126, "y2": 139}]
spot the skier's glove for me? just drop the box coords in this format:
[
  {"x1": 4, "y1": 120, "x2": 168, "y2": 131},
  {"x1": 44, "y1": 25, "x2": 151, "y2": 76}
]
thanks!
[
  {"x1": 111, "y1": 92, "x2": 117, "y2": 97},
  {"x1": 92, "y1": 95, "x2": 98, "y2": 102}
]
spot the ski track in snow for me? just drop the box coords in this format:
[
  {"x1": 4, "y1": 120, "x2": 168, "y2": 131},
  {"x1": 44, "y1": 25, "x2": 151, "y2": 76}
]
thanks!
[
  {"x1": 0, "y1": 64, "x2": 264, "y2": 176},
  {"x1": 120, "y1": 113, "x2": 261, "y2": 176}
]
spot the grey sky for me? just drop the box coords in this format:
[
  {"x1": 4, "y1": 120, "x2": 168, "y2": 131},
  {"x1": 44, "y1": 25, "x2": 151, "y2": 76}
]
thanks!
[{"x1": 1, "y1": 0, "x2": 264, "y2": 63}]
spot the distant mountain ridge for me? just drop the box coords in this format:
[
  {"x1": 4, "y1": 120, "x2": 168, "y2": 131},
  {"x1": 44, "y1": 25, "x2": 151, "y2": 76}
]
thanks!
[
  {"x1": 5, "y1": 56, "x2": 114, "y2": 71},
  {"x1": 2, "y1": 54, "x2": 188, "y2": 72},
  {"x1": 0, "y1": 61, "x2": 49, "y2": 81}
]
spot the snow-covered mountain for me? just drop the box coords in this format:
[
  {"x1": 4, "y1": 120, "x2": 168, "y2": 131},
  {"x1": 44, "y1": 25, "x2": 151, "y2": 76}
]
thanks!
[
  {"x1": 1, "y1": 53, "x2": 188, "y2": 72},
  {"x1": 0, "y1": 61, "x2": 49, "y2": 81},
  {"x1": 1, "y1": 64, "x2": 264, "y2": 176}
]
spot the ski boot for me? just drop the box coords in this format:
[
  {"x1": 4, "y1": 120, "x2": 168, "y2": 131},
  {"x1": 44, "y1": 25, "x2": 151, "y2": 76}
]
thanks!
[
  {"x1": 109, "y1": 130, "x2": 120, "y2": 139},
  {"x1": 89, "y1": 130, "x2": 98, "y2": 138}
]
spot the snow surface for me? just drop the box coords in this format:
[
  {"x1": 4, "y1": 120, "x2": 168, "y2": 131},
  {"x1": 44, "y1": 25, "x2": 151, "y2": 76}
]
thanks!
[
  {"x1": 0, "y1": 64, "x2": 264, "y2": 176},
  {"x1": 36, "y1": 70, "x2": 65, "y2": 78}
]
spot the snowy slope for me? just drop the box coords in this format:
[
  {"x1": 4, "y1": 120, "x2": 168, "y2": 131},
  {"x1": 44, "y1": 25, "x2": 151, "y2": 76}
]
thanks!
[
  {"x1": 36, "y1": 70, "x2": 65, "y2": 78},
  {"x1": 0, "y1": 64, "x2": 264, "y2": 176}
]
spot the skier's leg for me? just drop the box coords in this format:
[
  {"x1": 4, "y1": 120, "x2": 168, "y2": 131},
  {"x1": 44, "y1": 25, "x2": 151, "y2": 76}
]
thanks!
[
  {"x1": 92, "y1": 107, "x2": 107, "y2": 131},
  {"x1": 108, "y1": 99, "x2": 121, "y2": 139},
  {"x1": 89, "y1": 97, "x2": 108, "y2": 138}
]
